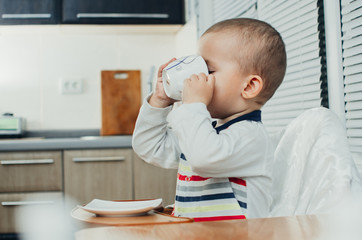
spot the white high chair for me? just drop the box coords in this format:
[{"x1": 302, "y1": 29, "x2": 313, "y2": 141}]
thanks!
[{"x1": 269, "y1": 107, "x2": 362, "y2": 217}]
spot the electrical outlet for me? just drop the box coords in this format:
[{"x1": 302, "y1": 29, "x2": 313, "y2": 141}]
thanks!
[{"x1": 59, "y1": 78, "x2": 83, "y2": 94}]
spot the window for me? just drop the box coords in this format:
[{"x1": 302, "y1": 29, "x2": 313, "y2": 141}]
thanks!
[
  {"x1": 341, "y1": 0, "x2": 362, "y2": 161},
  {"x1": 213, "y1": 0, "x2": 257, "y2": 23},
  {"x1": 194, "y1": 0, "x2": 257, "y2": 37},
  {"x1": 258, "y1": 0, "x2": 327, "y2": 133},
  {"x1": 341, "y1": 0, "x2": 362, "y2": 170}
]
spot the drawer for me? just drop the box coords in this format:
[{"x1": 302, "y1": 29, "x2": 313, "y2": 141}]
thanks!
[
  {"x1": 0, "y1": 151, "x2": 62, "y2": 192},
  {"x1": 0, "y1": 192, "x2": 63, "y2": 233},
  {"x1": 64, "y1": 149, "x2": 133, "y2": 204}
]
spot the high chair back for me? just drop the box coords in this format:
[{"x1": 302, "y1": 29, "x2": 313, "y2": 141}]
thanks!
[{"x1": 269, "y1": 107, "x2": 362, "y2": 217}]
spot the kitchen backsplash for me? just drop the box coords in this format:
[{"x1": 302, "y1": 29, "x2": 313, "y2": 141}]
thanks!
[{"x1": 0, "y1": 18, "x2": 197, "y2": 131}]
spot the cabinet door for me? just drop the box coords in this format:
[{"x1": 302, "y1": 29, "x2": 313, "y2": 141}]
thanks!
[
  {"x1": 133, "y1": 154, "x2": 177, "y2": 206},
  {"x1": 0, "y1": 0, "x2": 61, "y2": 25},
  {"x1": 0, "y1": 192, "x2": 63, "y2": 233},
  {"x1": 62, "y1": 0, "x2": 184, "y2": 24},
  {"x1": 64, "y1": 149, "x2": 133, "y2": 205},
  {"x1": 0, "y1": 151, "x2": 62, "y2": 192}
]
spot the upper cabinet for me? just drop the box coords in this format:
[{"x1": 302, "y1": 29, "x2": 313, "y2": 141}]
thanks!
[
  {"x1": 0, "y1": 0, "x2": 61, "y2": 25},
  {"x1": 0, "y1": 0, "x2": 185, "y2": 25},
  {"x1": 62, "y1": 0, "x2": 185, "y2": 25}
]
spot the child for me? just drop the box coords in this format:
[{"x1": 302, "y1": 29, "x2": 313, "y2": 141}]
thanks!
[{"x1": 132, "y1": 18, "x2": 286, "y2": 221}]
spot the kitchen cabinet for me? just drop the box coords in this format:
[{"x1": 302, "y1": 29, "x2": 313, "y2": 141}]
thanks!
[
  {"x1": 62, "y1": 0, "x2": 185, "y2": 24},
  {"x1": 0, "y1": 0, "x2": 61, "y2": 25},
  {"x1": 0, "y1": 147, "x2": 177, "y2": 234},
  {"x1": 0, "y1": 151, "x2": 62, "y2": 193},
  {"x1": 0, "y1": 192, "x2": 63, "y2": 233},
  {"x1": 64, "y1": 149, "x2": 133, "y2": 205},
  {"x1": 133, "y1": 154, "x2": 177, "y2": 206},
  {"x1": 0, "y1": 0, "x2": 184, "y2": 26},
  {"x1": 0, "y1": 151, "x2": 62, "y2": 233}
]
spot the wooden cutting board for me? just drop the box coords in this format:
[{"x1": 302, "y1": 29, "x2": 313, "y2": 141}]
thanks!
[{"x1": 101, "y1": 70, "x2": 141, "y2": 136}]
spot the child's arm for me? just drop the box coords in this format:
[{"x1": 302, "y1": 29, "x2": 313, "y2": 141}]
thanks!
[
  {"x1": 132, "y1": 98, "x2": 181, "y2": 169},
  {"x1": 132, "y1": 59, "x2": 181, "y2": 169}
]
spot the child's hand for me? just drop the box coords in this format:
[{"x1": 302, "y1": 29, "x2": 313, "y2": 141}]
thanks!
[
  {"x1": 149, "y1": 58, "x2": 177, "y2": 108},
  {"x1": 182, "y1": 73, "x2": 215, "y2": 106}
]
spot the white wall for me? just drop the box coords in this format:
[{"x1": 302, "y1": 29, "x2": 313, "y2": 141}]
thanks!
[
  {"x1": 0, "y1": 23, "x2": 197, "y2": 131},
  {"x1": 176, "y1": 16, "x2": 198, "y2": 57}
]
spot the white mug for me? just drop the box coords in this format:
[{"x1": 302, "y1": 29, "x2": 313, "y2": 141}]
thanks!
[{"x1": 162, "y1": 55, "x2": 208, "y2": 100}]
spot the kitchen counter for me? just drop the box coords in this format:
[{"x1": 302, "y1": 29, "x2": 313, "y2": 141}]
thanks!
[{"x1": 0, "y1": 135, "x2": 132, "y2": 151}]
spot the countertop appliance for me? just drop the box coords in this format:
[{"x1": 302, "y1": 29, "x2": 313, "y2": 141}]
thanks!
[{"x1": 0, "y1": 113, "x2": 26, "y2": 137}]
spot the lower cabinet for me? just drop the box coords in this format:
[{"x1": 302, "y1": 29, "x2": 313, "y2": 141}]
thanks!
[
  {"x1": 0, "y1": 151, "x2": 62, "y2": 193},
  {"x1": 0, "y1": 192, "x2": 63, "y2": 233},
  {"x1": 64, "y1": 149, "x2": 133, "y2": 205},
  {"x1": 0, "y1": 151, "x2": 63, "y2": 233},
  {"x1": 133, "y1": 154, "x2": 177, "y2": 206},
  {"x1": 0, "y1": 148, "x2": 178, "y2": 234}
]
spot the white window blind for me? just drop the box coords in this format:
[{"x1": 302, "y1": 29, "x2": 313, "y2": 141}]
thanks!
[
  {"x1": 341, "y1": 0, "x2": 362, "y2": 153},
  {"x1": 212, "y1": 0, "x2": 257, "y2": 23},
  {"x1": 258, "y1": 0, "x2": 324, "y2": 133}
]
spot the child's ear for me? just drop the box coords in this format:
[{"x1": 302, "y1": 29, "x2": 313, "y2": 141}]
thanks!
[{"x1": 241, "y1": 75, "x2": 263, "y2": 99}]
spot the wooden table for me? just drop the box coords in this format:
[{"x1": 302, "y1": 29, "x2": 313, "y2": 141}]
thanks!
[{"x1": 75, "y1": 214, "x2": 362, "y2": 240}]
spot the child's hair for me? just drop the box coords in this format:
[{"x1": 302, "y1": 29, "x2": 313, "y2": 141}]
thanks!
[{"x1": 203, "y1": 18, "x2": 287, "y2": 104}]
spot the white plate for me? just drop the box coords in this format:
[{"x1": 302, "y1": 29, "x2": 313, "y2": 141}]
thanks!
[{"x1": 79, "y1": 198, "x2": 163, "y2": 216}]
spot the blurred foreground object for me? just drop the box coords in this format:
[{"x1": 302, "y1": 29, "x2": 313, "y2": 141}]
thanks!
[{"x1": 15, "y1": 195, "x2": 82, "y2": 240}]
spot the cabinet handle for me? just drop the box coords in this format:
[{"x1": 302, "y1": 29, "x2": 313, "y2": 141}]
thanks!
[
  {"x1": 72, "y1": 156, "x2": 125, "y2": 163},
  {"x1": 76, "y1": 13, "x2": 169, "y2": 19},
  {"x1": 2, "y1": 13, "x2": 52, "y2": 19},
  {"x1": 0, "y1": 159, "x2": 54, "y2": 165},
  {"x1": 2, "y1": 200, "x2": 54, "y2": 206}
]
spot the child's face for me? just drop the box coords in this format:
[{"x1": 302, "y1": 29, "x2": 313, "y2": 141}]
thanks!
[{"x1": 198, "y1": 31, "x2": 248, "y2": 119}]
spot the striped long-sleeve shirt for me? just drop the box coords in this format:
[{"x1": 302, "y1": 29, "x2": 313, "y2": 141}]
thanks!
[
  {"x1": 132, "y1": 97, "x2": 273, "y2": 219},
  {"x1": 174, "y1": 153, "x2": 248, "y2": 221}
]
